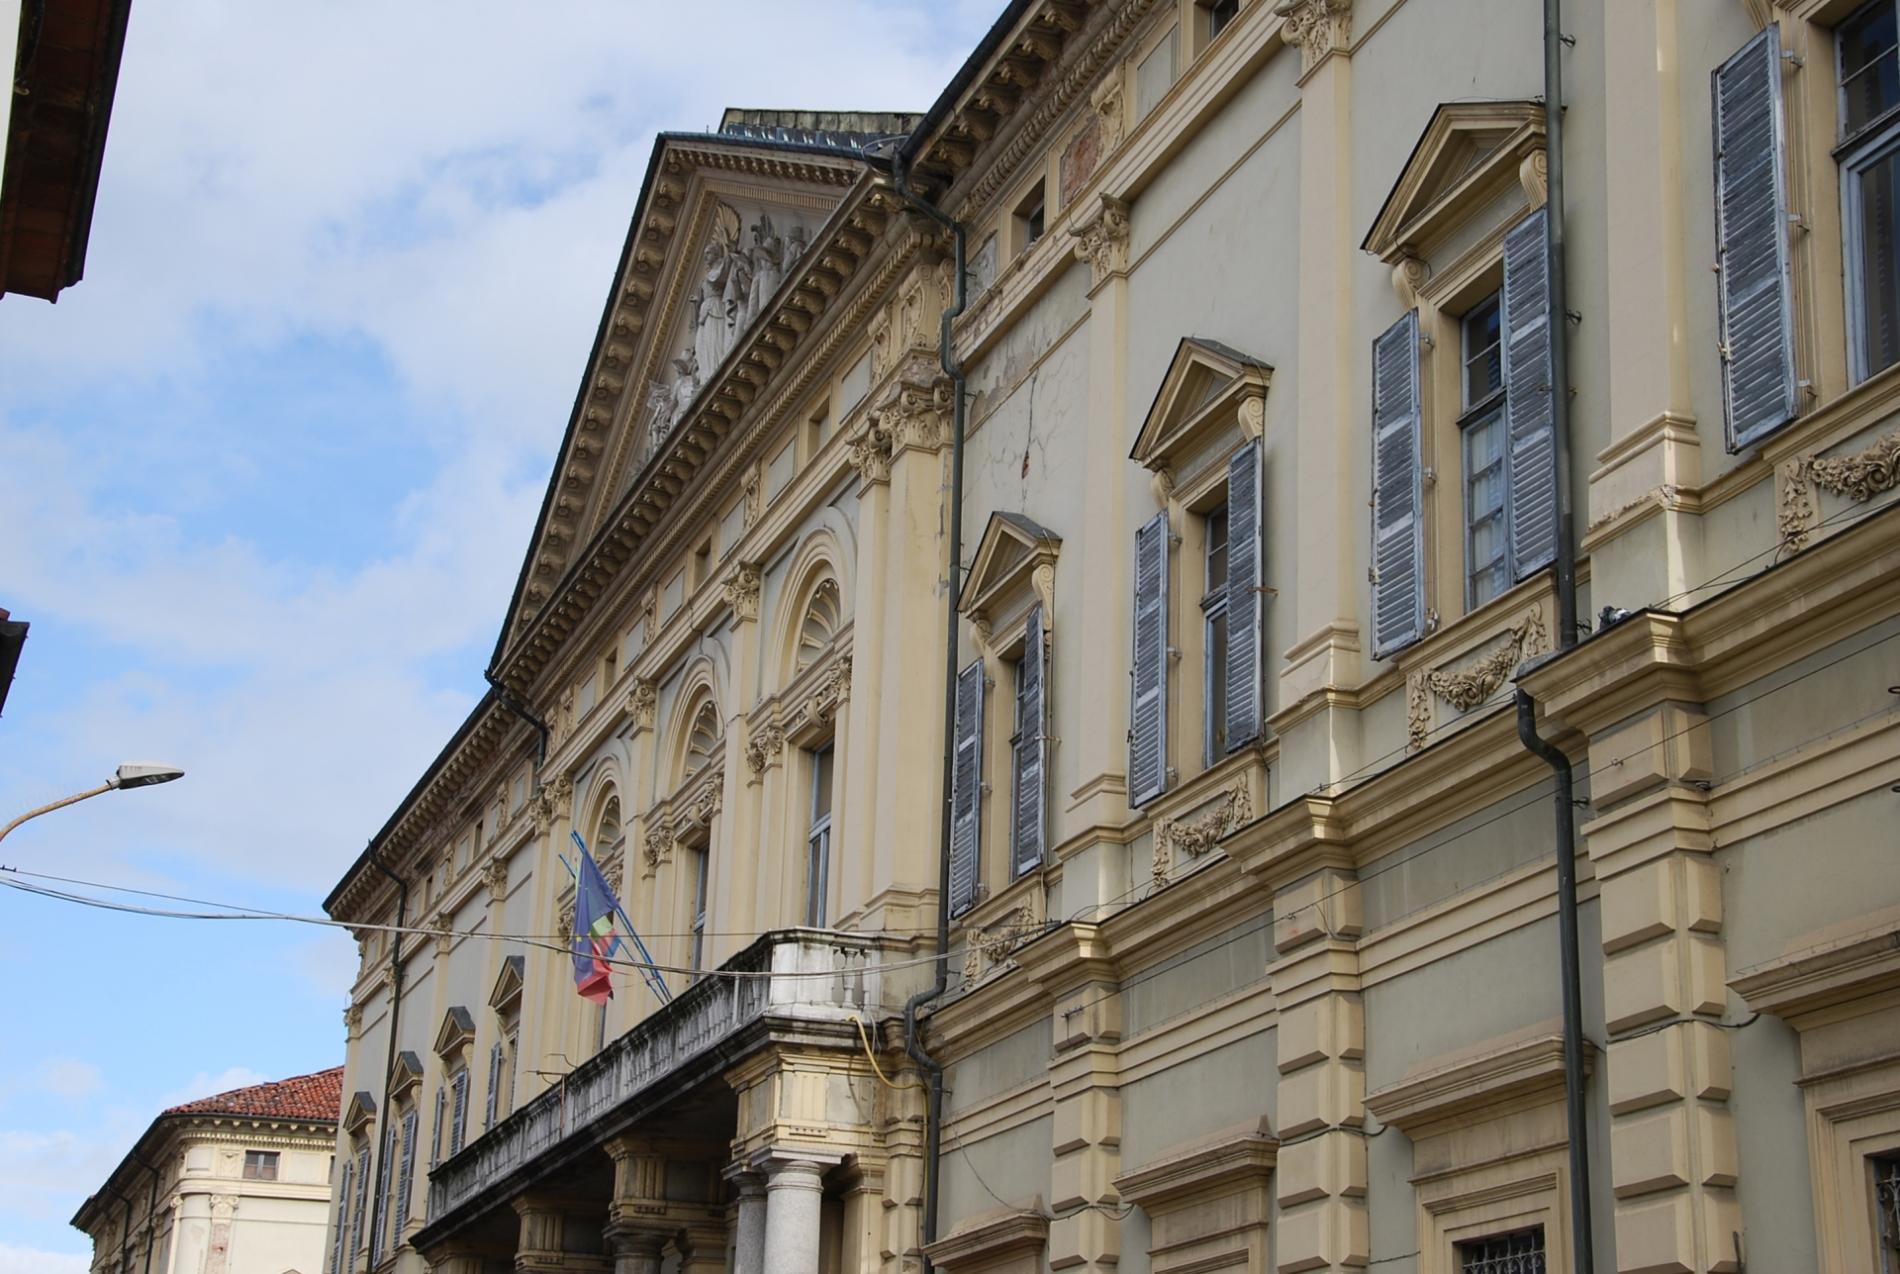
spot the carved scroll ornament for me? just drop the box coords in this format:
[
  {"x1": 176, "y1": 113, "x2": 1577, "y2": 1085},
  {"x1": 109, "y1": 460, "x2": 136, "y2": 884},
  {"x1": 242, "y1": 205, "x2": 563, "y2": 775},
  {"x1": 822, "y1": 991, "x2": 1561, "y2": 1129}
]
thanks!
[
  {"x1": 1151, "y1": 779, "x2": 1253, "y2": 888},
  {"x1": 1777, "y1": 430, "x2": 1900, "y2": 554},
  {"x1": 1406, "y1": 607, "x2": 1548, "y2": 750}
]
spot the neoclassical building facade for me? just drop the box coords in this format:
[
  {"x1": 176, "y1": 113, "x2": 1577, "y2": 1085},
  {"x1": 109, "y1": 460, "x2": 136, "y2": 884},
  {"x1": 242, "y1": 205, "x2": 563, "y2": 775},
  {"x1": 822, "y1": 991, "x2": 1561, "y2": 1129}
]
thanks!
[{"x1": 323, "y1": 4, "x2": 1900, "y2": 1274}]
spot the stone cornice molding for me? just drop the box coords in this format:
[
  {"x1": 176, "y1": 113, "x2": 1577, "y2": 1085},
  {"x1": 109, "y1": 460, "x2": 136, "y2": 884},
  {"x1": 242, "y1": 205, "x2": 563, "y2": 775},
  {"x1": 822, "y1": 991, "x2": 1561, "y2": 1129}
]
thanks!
[
  {"x1": 1731, "y1": 908, "x2": 1900, "y2": 1028},
  {"x1": 922, "y1": 1201, "x2": 1049, "y2": 1272},
  {"x1": 1365, "y1": 1030, "x2": 1592, "y2": 1138},
  {"x1": 1112, "y1": 1118, "x2": 1276, "y2": 1211},
  {"x1": 1011, "y1": 921, "x2": 1116, "y2": 996}
]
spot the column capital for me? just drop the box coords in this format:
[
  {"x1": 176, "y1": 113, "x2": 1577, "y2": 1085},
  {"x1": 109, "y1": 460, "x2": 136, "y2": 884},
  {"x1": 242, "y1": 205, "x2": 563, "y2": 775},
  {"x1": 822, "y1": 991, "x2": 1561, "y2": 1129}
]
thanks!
[
  {"x1": 1273, "y1": 0, "x2": 1353, "y2": 78},
  {"x1": 1069, "y1": 195, "x2": 1131, "y2": 291}
]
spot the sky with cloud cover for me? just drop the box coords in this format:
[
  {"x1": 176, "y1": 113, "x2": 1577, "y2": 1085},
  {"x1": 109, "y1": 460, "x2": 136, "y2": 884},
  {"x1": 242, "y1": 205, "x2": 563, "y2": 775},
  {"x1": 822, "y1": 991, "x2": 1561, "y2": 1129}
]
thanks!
[{"x1": 0, "y1": 3, "x2": 998, "y2": 1266}]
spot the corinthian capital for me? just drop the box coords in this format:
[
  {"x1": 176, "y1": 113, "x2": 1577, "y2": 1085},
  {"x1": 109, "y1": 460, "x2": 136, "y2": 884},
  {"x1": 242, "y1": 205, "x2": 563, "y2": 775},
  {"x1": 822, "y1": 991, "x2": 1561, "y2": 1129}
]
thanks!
[
  {"x1": 1274, "y1": 0, "x2": 1352, "y2": 75},
  {"x1": 724, "y1": 563, "x2": 762, "y2": 622},
  {"x1": 1070, "y1": 195, "x2": 1131, "y2": 288}
]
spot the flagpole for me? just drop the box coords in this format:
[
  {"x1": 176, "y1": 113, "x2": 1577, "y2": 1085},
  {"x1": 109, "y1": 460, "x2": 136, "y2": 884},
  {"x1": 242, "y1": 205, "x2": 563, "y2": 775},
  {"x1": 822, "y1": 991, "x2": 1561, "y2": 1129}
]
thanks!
[{"x1": 562, "y1": 837, "x2": 673, "y2": 1004}]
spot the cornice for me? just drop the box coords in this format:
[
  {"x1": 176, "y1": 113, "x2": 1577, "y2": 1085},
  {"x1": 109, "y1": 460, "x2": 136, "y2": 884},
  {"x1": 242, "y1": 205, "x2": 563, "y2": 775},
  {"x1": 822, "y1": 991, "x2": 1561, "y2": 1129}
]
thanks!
[
  {"x1": 1113, "y1": 1118, "x2": 1276, "y2": 1210},
  {"x1": 1364, "y1": 1030, "x2": 1588, "y2": 1138},
  {"x1": 1731, "y1": 907, "x2": 1900, "y2": 1028},
  {"x1": 923, "y1": 1203, "x2": 1050, "y2": 1271}
]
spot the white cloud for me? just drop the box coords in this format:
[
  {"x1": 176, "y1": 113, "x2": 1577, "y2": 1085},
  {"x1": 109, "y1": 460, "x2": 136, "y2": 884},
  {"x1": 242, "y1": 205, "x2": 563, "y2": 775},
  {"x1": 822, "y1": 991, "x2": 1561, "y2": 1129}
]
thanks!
[
  {"x1": 0, "y1": 1059, "x2": 104, "y2": 1107},
  {"x1": 0, "y1": 1243, "x2": 90, "y2": 1274},
  {"x1": 0, "y1": 1129, "x2": 126, "y2": 1225},
  {"x1": 155, "y1": 1067, "x2": 270, "y2": 1111}
]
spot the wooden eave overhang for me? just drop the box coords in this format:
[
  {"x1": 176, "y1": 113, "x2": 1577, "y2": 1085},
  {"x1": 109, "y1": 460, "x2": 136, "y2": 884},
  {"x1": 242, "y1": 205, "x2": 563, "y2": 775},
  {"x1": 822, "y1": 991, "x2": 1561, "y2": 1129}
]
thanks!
[{"x1": 1, "y1": 0, "x2": 131, "y2": 300}]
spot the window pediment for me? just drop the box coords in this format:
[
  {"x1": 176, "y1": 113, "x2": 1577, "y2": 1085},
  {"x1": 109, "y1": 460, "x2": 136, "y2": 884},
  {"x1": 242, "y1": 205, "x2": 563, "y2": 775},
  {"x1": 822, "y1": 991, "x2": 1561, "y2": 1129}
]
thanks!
[
  {"x1": 434, "y1": 1005, "x2": 477, "y2": 1060},
  {"x1": 389, "y1": 1050, "x2": 423, "y2": 1102},
  {"x1": 961, "y1": 512, "x2": 1061, "y2": 629},
  {"x1": 1364, "y1": 1029, "x2": 1593, "y2": 1137},
  {"x1": 488, "y1": 955, "x2": 525, "y2": 1016},
  {"x1": 343, "y1": 1090, "x2": 378, "y2": 1137},
  {"x1": 1131, "y1": 338, "x2": 1271, "y2": 480},
  {"x1": 1362, "y1": 101, "x2": 1546, "y2": 267}
]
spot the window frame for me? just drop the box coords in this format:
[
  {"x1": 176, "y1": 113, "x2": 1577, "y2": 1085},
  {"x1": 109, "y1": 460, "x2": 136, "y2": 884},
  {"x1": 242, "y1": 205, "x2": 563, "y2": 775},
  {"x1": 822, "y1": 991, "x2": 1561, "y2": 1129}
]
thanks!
[
  {"x1": 806, "y1": 742, "x2": 835, "y2": 926},
  {"x1": 1454, "y1": 1226, "x2": 1547, "y2": 1274},
  {"x1": 1840, "y1": 112, "x2": 1900, "y2": 383},
  {"x1": 241, "y1": 1149, "x2": 279, "y2": 1182},
  {"x1": 1199, "y1": 502, "x2": 1230, "y2": 766},
  {"x1": 1457, "y1": 290, "x2": 1510, "y2": 611}
]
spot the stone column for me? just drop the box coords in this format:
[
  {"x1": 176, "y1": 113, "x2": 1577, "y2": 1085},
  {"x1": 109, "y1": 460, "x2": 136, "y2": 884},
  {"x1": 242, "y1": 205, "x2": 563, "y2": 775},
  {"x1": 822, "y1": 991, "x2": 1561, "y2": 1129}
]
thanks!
[
  {"x1": 761, "y1": 1160, "x2": 826, "y2": 1274},
  {"x1": 1279, "y1": 0, "x2": 1363, "y2": 799},
  {"x1": 605, "y1": 1226, "x2": 666, "y2": 1274},
  {"x1": 678, "y1": 1220, "x2": 731, "y2": 1274},
  {"x1": 1066, "y1": 193, "x2": 1134, "y2": 885},
  {"x1": 514, "y1": 1195, "x2": 611, "y2": 1274},
  {"x1": 1587, "y1": 705, "x2": 1739, "y2": 1274},
  {"x1": 712, "y1": 562, "x2": 764, "y2": 963},
  {"x1": 730, "y1": 1171, "x2": 768, "y2": 1274}
]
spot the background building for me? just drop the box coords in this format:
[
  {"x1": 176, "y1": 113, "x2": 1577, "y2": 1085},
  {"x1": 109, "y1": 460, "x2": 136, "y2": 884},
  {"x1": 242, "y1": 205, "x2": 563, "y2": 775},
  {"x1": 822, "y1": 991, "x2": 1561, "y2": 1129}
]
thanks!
[
  {"x1": 74, "y1": 1066, "x2": 343, "y2": 1274},
  {"x1": 323, "y1": 3, "x2": 1900, "y2": 1273}
]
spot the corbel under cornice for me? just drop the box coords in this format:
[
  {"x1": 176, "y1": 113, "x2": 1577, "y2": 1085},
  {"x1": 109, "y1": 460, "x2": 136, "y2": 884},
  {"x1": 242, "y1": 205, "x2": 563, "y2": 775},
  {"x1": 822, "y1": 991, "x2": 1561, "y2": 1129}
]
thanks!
[
  {"x1": 1226, "y1": 794, "x2": 1351, "y2": 890},
  {"x1": 1011, "y1": 921, "x2": 1120, "y2": 994}
]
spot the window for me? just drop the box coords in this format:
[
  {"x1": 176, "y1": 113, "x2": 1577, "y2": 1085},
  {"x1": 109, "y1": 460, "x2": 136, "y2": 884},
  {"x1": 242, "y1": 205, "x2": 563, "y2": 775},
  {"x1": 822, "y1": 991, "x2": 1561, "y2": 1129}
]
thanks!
[
  {"x1": 808, "y1": 400, "x2": 831, "y2": 456},
  {"x1": 1460, "y1": 292, "x2": 1509, "y2": 609},
  {"x1": 1877, "y1": 1150, "x2": 1900, "y2": 1271},
  {"x1": 693, "y1": 539, "x2": 713, "y2": 588},
  {"x1": 1203, "y1": 0, "x2": 1240, "y2": 42},
  {"x1": 241, "y1": 1150, "x2": 278, "y2": 1181},
  {"x1": 806, "y1": 744, "x2": 834, "y2": 926},
  {"x1": 689, "y1": 844, "x2": 709, "y2": 974},
  {"x1": 1842, "y1": 2, "x2": 1900, "y2": 381},
  {"x1": 948, "y1": 659, "x2": 985, "y2": 913},
  {"x1": 1201, "y1": 505, "x2": 1230, "y2": 765},
  {"x1": 1455, "y1": 1227, "x2": 1545, "y2": 1274},
  {"x1": 1008, "y1": 605, "x2": 1047, "y2": 879},
  {"x1": 1013, "y1": 181, "x2": 1046, "y2": 256}
]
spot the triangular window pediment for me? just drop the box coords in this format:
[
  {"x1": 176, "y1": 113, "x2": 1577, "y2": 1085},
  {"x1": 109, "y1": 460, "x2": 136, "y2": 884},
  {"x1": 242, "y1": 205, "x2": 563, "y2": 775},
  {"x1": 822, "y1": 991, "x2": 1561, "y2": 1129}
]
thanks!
[
  {"x1": 488, "y1": 956, "x2": 525, "y2": 1016},
  {"x1": 343, "y1": 1090, "x2": 377, "y2": 1136},
  {"x1": 1131, "y1": 338, "x2": 1272, "y2": 476},
  {"x1": 389, "y1": 1051, "x2": 423, "y2": 1101},
  {"x1": 434, "y1": 1006, "x2": 476, "y2": 1060},
  {"x1": 1363, "y1": 102, "x2": 1546, "y2": 265},
  {"x1": 961, "y1": 513, "x2": 1061, "y2": 625}
]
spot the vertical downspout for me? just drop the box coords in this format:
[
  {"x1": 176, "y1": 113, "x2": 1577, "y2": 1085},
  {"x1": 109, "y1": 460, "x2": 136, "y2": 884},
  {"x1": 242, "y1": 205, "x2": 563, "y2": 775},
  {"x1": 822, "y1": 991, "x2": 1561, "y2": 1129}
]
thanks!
[
  {"x1": 1518, "y1": 2, "x2": 1594, "y2": 1271},
  {"x1": 888, "y1": 145, "x2": 968, "y2": 1274},
  {"x1": 364, "y1": 849, "x2": 408, "y2": 1271},
  {"x1": 485, "y1": 676, "x2": 551, "y2": 767}
]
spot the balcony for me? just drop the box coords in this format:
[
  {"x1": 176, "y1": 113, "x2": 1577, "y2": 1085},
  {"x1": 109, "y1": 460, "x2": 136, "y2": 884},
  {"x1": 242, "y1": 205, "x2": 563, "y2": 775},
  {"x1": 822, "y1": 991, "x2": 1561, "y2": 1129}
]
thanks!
[{"x1": 425, "y1": 929, "x2": 913, "y2": 1226}]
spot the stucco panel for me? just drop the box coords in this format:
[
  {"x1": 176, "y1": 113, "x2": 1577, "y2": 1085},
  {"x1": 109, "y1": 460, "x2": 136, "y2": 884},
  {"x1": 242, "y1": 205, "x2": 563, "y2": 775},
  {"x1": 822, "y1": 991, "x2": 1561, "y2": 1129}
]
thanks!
[
  {"x1": 943, "y1": 1017, "x2": 1053, "y2": 1117},
  {"x1": 1118, "y1": 1032, "x2": 1275, "y2": 1171},
  {"x1": 1122, "y1": 917, "x2": 1271, "y2": 1037},
  {"x1": 939, "y1": 1114, "x2": 1053, "y2": 1231},
  {"x1": 1357, "y1": 777, "x2": 1554, "y2": 932}
]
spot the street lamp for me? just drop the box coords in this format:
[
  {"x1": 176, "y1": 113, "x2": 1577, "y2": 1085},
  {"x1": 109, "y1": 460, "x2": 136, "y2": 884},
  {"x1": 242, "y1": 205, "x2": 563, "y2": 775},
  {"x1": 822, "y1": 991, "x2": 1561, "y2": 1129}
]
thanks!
[{"x1": 0, "y1": 763, "x2": 185, "y2": 845}]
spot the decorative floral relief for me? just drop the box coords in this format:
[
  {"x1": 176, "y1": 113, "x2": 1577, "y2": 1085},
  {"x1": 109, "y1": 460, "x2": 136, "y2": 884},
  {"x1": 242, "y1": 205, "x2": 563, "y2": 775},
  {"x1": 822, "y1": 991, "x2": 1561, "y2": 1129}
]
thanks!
[
  {"x1": 745, "y1": 723, "x2": 785, "y2": 775},
  {"x1": 1408, "y1": 607, "x2": 1547, "y2": 751},
  {"x1": 1151, "y1": 779, "x2": 1252, "y2": 888},
  {"x1": 960, "y1": 904, "x2": 1043, "y2": 986},
  {"x1": 642, "y1": 820, "x2": 673, "y2": 874},
  {"x1": 1777, "y1": 430, "x2": 1898, "y2": 555},
  {"x1": 1069, "y1": 196, "x2": 1130, "y2": 286}
]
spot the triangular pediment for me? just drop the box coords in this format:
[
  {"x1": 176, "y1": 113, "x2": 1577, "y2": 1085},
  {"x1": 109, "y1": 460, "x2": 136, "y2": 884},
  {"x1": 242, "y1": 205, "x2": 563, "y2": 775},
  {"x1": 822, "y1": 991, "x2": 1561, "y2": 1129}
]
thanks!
[
  {"x1": 343, "y1": 1090, "x2": 377, "y2": 1135},
  {"x1": 1363, "y1": 102, "x2": 1545, "y2": 264},
  {"x1": 433, "y1": 1005, "x2": 476, "y2": 1059},
  {"x1": 1131, "y1": 338, "x2": 1273, "y2": 474},
  {"x1": 489, "y1": 954, "x2": 525, "y2": 1014},
  {"x1": 389, "y1": 1050, "x2": 424, "y2": 1100},
  {"x1": 962, "y1": 513, "x2": 1062, "y2": 622},
  {"x1": 494, "y1": 114, "x2": 917, "y2": 668}
]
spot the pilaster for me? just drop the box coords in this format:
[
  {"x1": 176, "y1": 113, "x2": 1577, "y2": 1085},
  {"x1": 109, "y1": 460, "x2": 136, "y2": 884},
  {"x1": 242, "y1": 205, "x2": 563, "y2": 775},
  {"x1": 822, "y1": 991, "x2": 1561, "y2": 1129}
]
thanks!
[
  {"x1": 1065, "y1": 193, "x2": 1135, "y2": 895},
  {"x1": 718, "y1": 563, "x2": 766, "y2": 952},
  {"x1": 1279, "y1": 0, "x2": 1363, "y2": 794},
  {"x1": 1586, "y1": 705, "x2": 1740, "y2": 1274},
  {"x1": 1268, "y1": 867, "x2": 1367, "y2": 1273},
  {"x1": 513, "y1": 1195, "x2": 611, "y2": 1274},
  {"x1": 517, "y1": 771, "x2": 575, "y2": 1106}
]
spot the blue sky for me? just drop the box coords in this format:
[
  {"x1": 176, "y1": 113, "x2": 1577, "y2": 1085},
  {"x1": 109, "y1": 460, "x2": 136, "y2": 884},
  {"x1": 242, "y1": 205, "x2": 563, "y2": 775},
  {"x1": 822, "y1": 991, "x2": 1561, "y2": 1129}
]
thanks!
[{"x1": 0, "y1": 3, "x2": 997, "y2": 1267}]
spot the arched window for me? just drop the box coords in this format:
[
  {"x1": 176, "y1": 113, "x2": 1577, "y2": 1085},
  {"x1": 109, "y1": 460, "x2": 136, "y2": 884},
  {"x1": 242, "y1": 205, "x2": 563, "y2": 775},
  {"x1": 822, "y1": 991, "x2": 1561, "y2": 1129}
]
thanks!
[
  {"x1": 684, "y1": 701, "x2": 721, "y2": 777},
  {"x1": 796, "y1": 577, "x2": 842, "y2": 673}
]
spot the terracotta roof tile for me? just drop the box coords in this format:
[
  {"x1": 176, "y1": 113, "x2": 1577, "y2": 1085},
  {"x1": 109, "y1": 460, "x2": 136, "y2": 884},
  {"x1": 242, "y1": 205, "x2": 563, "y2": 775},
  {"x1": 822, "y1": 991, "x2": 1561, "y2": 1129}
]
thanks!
[{"x1": 163, "y1": 1066, "x2": 344, "y2": 1122}]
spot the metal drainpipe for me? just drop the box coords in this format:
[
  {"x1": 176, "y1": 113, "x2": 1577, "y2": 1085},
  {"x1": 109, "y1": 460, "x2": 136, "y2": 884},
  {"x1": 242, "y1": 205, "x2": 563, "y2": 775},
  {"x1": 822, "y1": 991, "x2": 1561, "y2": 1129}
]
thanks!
[
  {"x1": 1515, "y1": 3, "x2": 1594, "y2": 1271},
  {"x1": 130, "y1": 1150, "x2": 162, "y2": 1274},
  {"x1": 886, "y1": 144, "x2": 968, "y2": 1274},
  {"x1": 485, "y1": 674, "x2": 551, "y2": 766},
  {"x1": 364, "y1": 848, "x2": 408, "y2": 1271}
]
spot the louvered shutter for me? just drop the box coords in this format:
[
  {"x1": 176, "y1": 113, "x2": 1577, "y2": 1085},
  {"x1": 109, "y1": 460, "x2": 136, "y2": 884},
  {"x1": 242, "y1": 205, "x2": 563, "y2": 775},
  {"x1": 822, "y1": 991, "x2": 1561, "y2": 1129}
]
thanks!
[
  {"x1": 1713, "y1": 24, "x2": 1797, "y2": 449},
  {"x1": 504, "y1": 1032, "x2": 519, "y2": 1115},
  {"x1": 1011, "y1": 605, "x2": 1047, "y2": 878},
  {"x1": 484, "y1": 1040, "x2": 503, "y2": 1130},
  {"x1": 1502, "y1": 208, "x2": 1559, "y2": 580},
  {"x1": 1371, "y1": 311, "x2": 1425, "y2": 657},
  {"x1": 351, "y1": 1146, "x2": 370, "y2": 1256},
  {"x1": 330, "y1": 1162, "x2": 351, "y2": 1274},
  {"x1": 1224, "y1": 442, "x2": 1264, "y2": 749},
  {"x1": 1129, "y1": 510, "x2": 1171, "y2": 805},
  {"x1": 429, "y1": 1086, "x2": 444, "y2": 1169},
  {"x1": 394, "y1": 1109, "x2": 418, "y2": 1238},
  {"x1": 373, "y1": 1121, "x2": 396, "y2": 1259},
  {"x1": 449, "y1": 1069, "x2": 469, "y2": 1154},
  {"x1": 948, "y1": 658, "x2": 985, "y2": 918}
]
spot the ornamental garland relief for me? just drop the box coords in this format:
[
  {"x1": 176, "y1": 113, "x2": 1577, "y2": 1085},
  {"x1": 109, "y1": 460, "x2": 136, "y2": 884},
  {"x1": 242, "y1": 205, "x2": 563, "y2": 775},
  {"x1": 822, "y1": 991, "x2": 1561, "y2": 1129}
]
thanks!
[
  {"x1": 1777, "y1": 430, "x2": 1900, "y2": 553},
  {"x1": 1405, "y1": 606, "x2": 1548, "y2": 751},
  {"x1": 960, "y1": 902, "x2": 1045, "y2": 986},
  {"x1": 1151, "y1": 779, "x2": 1253, "y2": 888}
]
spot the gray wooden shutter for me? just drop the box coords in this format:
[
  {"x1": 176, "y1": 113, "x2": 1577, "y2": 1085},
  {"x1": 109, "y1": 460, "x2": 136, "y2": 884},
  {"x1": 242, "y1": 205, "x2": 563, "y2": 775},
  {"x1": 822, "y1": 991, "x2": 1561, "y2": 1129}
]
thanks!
[
  {"x1": 484, "y1": 1040, "x2": 503, "y2": 1130},
  {"x1": 330, "y1": 1161, "x2": 352, "y2": 1274},
  {"x1": 351, "y1": 1146, "x2": 370, "y2": 1256},
  {"x1": 948, "y1": 658, "x2": 984, "y2": 918},
  {"x1": 1012, "y1": 604, "x2": 1047, "y2": 878},
  {"x1": 1502, "y1": 208, "x2": 1558, "y2": 580},
  {"x1": 1224, "y1": 442, "x2": 1264, "y2": 749},
  {"x1": 1129, "y1": 510, "x2": 1171, "y2": 805},
  {"x1": 374, "y1": 1121, "x2": 396, "y2": 1259},
  {"x1": 429, "y1": 1087, "x2": 444, "y2": 1169},
  {"x1": 449, "y1": 1069, "x2": 469, "y2": 1154},
  {"x1": 1372, "y1": 310, "x2": 1425, "y2": 657},
  {"x1": 1713, "y1": 24, "x2": 1797, "y2": 449},
  {"x1": 394, "y1": 1109, "x2": 418, "y2": 1238}
]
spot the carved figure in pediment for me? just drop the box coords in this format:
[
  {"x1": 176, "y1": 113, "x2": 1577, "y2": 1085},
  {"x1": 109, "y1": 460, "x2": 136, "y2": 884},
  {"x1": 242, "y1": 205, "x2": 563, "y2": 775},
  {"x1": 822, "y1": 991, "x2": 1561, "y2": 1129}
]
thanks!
[
  {"x1": 667, "y1": 349, "x2": 701, "y2": 428},
  {"x1": 694, "y1": 241, "x2": 735, "y2": 377},
  {"x1": 747, "y1": 214, "x2": 786, "y2": 326},
  {"x1": 787, "y1": 223, "x2": 810, "y2": 267}
]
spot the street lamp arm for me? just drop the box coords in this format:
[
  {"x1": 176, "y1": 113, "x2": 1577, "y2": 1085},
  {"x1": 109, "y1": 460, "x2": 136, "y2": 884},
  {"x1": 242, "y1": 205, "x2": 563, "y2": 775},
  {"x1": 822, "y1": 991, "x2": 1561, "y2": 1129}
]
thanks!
[{"x1": 0, "y1": 782, "x2": 115, "y2": 846}]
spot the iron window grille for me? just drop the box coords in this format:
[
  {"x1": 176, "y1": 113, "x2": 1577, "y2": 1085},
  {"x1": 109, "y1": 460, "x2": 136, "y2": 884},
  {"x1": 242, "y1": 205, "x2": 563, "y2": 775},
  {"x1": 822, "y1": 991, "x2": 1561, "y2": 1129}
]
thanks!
[{"x1": 1456, "y1": 1226, "x2": 1546, "y2": 1274}]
